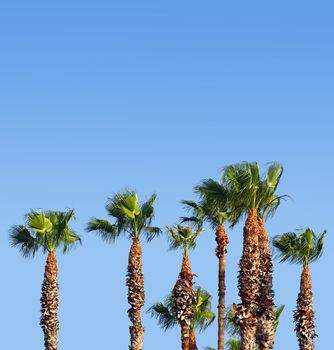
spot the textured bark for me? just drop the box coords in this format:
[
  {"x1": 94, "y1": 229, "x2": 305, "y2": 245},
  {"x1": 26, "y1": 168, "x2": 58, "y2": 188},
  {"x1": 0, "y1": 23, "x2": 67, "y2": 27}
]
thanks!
[
  {"x1": 189, "y1": 327, "x2": 198, "y2": 350},
  {"x1": 215, "y1": 224, "x2": 229, "y2": 350},
  {"x1": 294, "y1": 265, "x2": 316, "y2": 350},
  {"x1": 255, "y1": 219, "x2": 275, "y2": 350},
  {"x1": 40, "y1": 251, "x2": 59, "y2": 350},
  {"x1": 235, "y1": 209, "x2": 260, "y2": 350},
  {"x1": 127, "y1": 237, "x2": 145, "y2": 350},
  {"x1": 172, "y1": 255, "x2": 196, "y2": 350}
]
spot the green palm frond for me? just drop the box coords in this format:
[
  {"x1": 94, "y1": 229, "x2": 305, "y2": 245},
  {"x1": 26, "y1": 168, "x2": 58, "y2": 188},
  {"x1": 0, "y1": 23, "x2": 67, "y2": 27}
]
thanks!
[
  {"x1": 273, "y1": 228, "x2": 327, "y2": 266},
  {"x1": 226, "y1": 339, "x2": 241, "y2": 350},
  {"x1": 9, "y1": 225, "x2": 39, "y2": 258},
  {"x1": 86, "y1": 218, "x2": 118, "y2": 243},
  {"x1": 10, "y1": 209, "x2": 80, "y2": 255},
  {"x1": 143, "y1": 226, "x2": 162, "y2": 242},
  {"x1": 147, "y1": 301, "x2": 176, "y2": 331},
  {"x1": 192, "y1": 287, "x2": 215, "y2": 332},
  {"x1": 274, "y1": 305, "x2": 285, "y2": 332}
]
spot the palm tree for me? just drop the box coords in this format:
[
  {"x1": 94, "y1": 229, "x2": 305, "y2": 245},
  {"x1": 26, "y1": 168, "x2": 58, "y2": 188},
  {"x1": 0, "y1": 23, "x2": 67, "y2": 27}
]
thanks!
[
  {"x1": 86, "y1": 190, "x2": 161, "y2": 350},
  {"x1": 166, "y1": 225, "x2": 203, "y2": 350},
  {"x1": 182, "y1": 178, "x2": 230, "y2": 350},
  {"x1": 222, "y1": 162, "x2": 284, "y2": 350},
  {"x1": 148, "y1": 286, "x2": 215, "y2": 350},
  {"x1": 9, "y1": 209, "x2": 81, "y2": 350},
  {"x1": 273, "y1": 228, "x2": 326, "y2": 350}
]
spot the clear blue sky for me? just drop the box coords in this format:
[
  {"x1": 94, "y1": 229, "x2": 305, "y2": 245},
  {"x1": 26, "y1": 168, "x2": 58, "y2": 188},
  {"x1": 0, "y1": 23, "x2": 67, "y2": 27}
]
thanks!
[{"x1": 1, "y1": 1, "x2": 333, "y2": 349}]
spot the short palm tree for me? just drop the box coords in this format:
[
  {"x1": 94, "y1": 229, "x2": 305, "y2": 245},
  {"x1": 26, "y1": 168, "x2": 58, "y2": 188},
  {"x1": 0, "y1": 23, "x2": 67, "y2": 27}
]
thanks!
[
  {"x1": 9, "y1": 209, "x2": 81, "y2": 350},
  {"x1": 223, "y1": 162, "x2": 284, "y2": 350},
  {"x1": 182, "y1": 178, "x2": 230, "y2": 350},
  {"x1": 86, "y1": 190, "x2": 161, "y2": 350},
  {"x1": 166, "y1": 225, "x2": 203, "y2": 350},
  {"x1": 273, "y1": 228, "x2": 326, "y2": 350},
  {"x1": 148, "y1": 286, "x2": 215, "y2": 350}
]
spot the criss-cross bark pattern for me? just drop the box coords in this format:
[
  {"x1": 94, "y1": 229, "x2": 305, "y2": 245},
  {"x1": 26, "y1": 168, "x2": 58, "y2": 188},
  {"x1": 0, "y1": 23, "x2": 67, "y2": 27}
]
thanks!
[
  {"x1": 189, "y1": 327, "x2": 198, "y2": 350},
  {"x1": 172, "y1": 255, "x2": 196, "y2": 350},
  {"x1": 235, "y1": 209, "x2": 260, "y2": 350},
  {"x1": 255, "y1": 219, "x2": 275, "y2": 350},
  {"x1": 294, "y1": 265, "x2": 316, "y2": 350},
  {"x1": 215, "y1": 223, "x2": 229, "y2": 350},
  {"x1": 40, "y1": 251, "x2": 59, "y2": 350},
  {"x1": 127, "y1": 237, "x2": 145, "y2": 350}
]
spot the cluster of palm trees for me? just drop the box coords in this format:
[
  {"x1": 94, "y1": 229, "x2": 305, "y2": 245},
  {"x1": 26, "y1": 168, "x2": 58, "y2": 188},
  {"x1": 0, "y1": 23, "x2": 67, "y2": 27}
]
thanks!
[{"x1": 10, "y1": 161, "x2": 327, "y2": 350}]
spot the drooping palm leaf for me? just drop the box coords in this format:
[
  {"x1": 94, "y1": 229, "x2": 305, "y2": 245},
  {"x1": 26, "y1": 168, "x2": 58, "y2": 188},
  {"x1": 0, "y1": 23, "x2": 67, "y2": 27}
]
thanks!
[{"x1": 273, "y1": 228, "x2": 327, "y2": 266}]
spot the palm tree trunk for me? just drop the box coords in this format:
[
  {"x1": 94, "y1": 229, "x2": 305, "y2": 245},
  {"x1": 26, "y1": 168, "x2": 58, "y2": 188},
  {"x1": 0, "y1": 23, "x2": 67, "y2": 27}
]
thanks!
[
  {"x1": 127, "y1": 237, "x2": 145, "y2": 350},
  {"x1": 189, "y1": 327, "x2": 198, "y2": 350},
  {"x1": 215, "y1": 224, "x2": 229, "y2": 350},
  {"x1": 172, "y1": 255, "x2": 196, "y2": 350},
  {"x1": 255, "y1": 219, "x2": 275, "y2": 350},
  {"x1": 294, "y1": 265, "x2": 316, "y2": 350},
  {"x1": 235, "y1": 209, "x2": 260, "y2": 350},
  {"x1": 40, "y1": 251, "x2": 59, "y2": 350}
]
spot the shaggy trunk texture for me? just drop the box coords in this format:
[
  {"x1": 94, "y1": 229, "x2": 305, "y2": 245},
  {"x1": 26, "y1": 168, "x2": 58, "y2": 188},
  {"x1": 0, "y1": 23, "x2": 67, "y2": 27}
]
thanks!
[
  {"x1": 215, "y1": 223, "x2": 229, "y2": 350},
  {"x1": 172, "y1": 255, "x2": 196, "y2": 350},
  {"x1": 294, "y1": 265, "x2": 316, "y2": 350},
  {"x1": 40, "y1": 251, "x2": 59, "y2": 350},
  {"x1": 189, "y1": 327, "x2": 198, "y2": 350},
  {"x1": 127, "y1": 237, "x2": 145, "y2": 350},
  {"x1": 255, "y1": 219, "x2": 275, "y2": 350},
  {"x1": 235, "y1": 209, "x2": 260, "y2": 350}
]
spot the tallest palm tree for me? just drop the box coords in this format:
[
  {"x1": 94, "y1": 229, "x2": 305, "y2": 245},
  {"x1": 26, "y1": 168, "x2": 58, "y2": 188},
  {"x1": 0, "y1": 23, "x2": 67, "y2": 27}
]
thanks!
[
  {"x1": 223, "y1": 162, "x2": 284, "y2": 350},
  {"x1": 87, "y1": 190, "x2": 161, "y2": 350}
]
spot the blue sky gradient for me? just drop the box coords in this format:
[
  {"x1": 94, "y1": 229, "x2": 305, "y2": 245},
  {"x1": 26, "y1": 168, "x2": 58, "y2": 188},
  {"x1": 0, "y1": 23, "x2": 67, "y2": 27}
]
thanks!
[{"x1": 1, "y1": 1, "x2": 333, "y2": 349}]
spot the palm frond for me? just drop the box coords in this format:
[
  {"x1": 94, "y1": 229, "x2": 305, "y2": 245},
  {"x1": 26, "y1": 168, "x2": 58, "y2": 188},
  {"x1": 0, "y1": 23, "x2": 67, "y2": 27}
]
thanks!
[
  {"x1": 226, "y1": 339, "x2": 241, "y2": 350},
  {"x1": 9, "y1": 225, "x2": 39, "y2": 258},
  {"x1": 147, "y1": 302, "x2": 176, "y2": 331},
  {"x1": 86, "y1": 217, "x2": 118, "y2": 243},
  {"x1": 143, "y1": 226, "x2": 162, "y2": 242}
]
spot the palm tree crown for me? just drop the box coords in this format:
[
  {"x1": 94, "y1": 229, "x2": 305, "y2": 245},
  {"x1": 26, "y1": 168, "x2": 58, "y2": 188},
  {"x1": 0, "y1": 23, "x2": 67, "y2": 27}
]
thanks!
[
  {"x1": 273, "y1": 228, "x2": 326, "y2": 266},
  {"x1": 166, "y1": 225, "x2": 203, "y2": 256},
  {"x1": 10, "y1": 209, "x2": 81, "y2": 257},
  {"x1": 223, "y1": 162, "x2": 285, "y2": 223},
  {"x1": 87, "y1": 190, "x2": 161, "y2": 241},
  {"x1": 148, "y1": 286, "x2": 215, "y2": 332}
]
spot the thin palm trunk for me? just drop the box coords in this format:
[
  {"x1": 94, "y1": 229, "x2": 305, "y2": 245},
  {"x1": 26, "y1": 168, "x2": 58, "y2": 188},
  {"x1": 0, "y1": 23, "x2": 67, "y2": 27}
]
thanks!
[
  {"x1": 294, "y1": 265, "x2": 316, "y2": 350},
  {"x1": 255, "y1": 219, "x2": 275, "y2": 350},
  {"x1": 127, "y1": 237, "x2": 145, "y2": 350},
  {"x1": 172, "y1": 255, "x2": 196, "y2": 350},
  {"x1": 189, "y1": 327, "x2": 198, "y2": 350},
  {"x1": 235, "y1": 209, "x2": 260, "y2": 350},
  {"x1": 215, "y1": 223, "x2": 229, "y2": 350},
  {"x1": 40, "y1": 251, "x2": 59, "y2": 350}
]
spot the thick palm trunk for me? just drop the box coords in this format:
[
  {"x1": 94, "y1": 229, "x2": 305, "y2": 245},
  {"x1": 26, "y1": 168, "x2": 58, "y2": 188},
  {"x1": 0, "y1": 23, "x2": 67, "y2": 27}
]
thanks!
[
  {"x1": 215, "y1": 224, "x2": 229, "y2": 350},
  {"x1": 255, "y1": 219, "x2": 275, "y2": 350},
  {"x1": 172, "y1": 255, "x2": 196, "y2": 350},
  {"x1": 235, "y1": 209, "x2": 260, "y2": 350},
  {"x1": 40, "y1": 251, "x2": 59, "y2": 350},
  {"x1": 127, "y1": 237, "x2": 145, "y2": 350},
  {"x1": 294, "y1": 265, "x2": 316, "y2": 350},
  {"x1": 189, "y1": 327, "x2": 198, "y2": 350}
]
